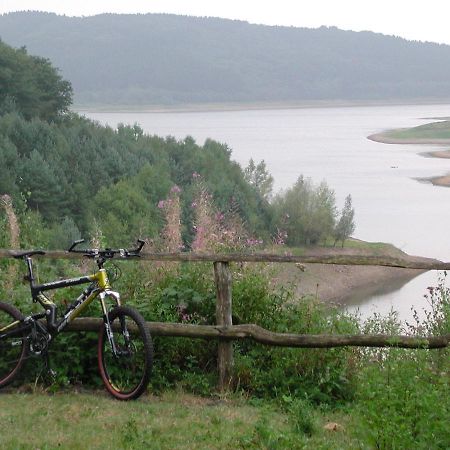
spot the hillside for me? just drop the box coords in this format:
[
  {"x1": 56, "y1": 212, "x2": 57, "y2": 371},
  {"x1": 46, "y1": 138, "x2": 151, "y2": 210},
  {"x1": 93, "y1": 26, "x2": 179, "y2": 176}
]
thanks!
[{"x1": 2, "y1": 12, "x2": 450, "y2": 106}]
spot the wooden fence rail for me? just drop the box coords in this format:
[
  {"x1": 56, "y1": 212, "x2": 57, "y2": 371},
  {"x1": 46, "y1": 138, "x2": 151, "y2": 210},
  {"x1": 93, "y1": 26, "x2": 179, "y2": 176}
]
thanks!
[
  {"x1": 0, "y1": 248, "x2": 449, "y2": 270},
  {"x1": 1, "y1": 249, "x2": 449, "y2": 390},
  {"x1": 66, "y1": 318, "x2": 450, "y2": 349}
]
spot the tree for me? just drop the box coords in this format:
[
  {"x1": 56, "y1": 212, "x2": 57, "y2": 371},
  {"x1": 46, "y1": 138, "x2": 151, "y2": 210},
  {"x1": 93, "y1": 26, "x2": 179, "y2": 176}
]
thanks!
[
  {"x1": 333, "y1": 194, "x2": 355, "y2": 247},
  {"x1": 244, "y1": 158, "x2": 274, "y2": 201},
  {"x1": 19, "y1": 150, "x2": 68, "y2": 221},
  {"x1": 274, "y1": 176, "x2": 337, "y2": 246},
  {"x1": 0, "y1": 40, "x2": 72, "y2": 121}
]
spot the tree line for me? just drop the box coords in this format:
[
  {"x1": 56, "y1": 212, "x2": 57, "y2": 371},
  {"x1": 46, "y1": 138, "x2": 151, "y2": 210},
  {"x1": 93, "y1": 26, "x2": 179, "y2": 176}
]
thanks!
[{"x1": 1, "y1": 12, "x2": 450, "y2": 106}]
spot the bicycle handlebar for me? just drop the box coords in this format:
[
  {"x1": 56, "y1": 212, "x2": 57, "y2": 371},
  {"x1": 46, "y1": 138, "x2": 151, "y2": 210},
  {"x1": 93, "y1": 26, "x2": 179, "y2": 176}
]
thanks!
[
  {"x1": 68, "y1": 239, "x2": 85, "y2": 252},
  {"x1": 68, "y1": 239, "x2": 145, "y2": 259}
]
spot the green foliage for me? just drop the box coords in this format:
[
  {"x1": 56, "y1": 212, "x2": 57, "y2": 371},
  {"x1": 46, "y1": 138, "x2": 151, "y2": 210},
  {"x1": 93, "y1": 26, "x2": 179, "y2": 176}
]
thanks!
[
  {"x1": 354, "y1": 279, "x2": 450, "y2": 450},
  {"x1": 0, "y1": 111, "x2": 273, "y2": 245},
  {"x1": 244, "y1": 159, "x2": 274, "y2": 201},
  {"x1": 0, "y1": 228, "x2": 448, "y2": 448},
  {"x1": 333, "y1": 194, "x2": 355, "y2": 247},
  {"x1": 116, "y1": 263, "x2": 218, "y2": 394},
  {"x1": 356, "y1": 349, "x2": 449, "y2": 449},
  {"x1": 0, "y1": 39, "x2": 72, "y2": 120},
  {"x1": 239, "y1": 414, "x2": 305, "y2": 449},
  {"x1": 280, "y1": 395, "x2": 316, "y2": 436},
  {"x1": 273, "y1": 176, "x2": 341, "y2": 245}
]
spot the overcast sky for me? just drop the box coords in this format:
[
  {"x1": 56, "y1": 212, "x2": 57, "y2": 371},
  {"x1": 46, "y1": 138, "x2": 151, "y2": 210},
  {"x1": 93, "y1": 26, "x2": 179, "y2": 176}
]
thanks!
[{"x1": 2, "y1": 0, "x2": 450, "y2": 45}]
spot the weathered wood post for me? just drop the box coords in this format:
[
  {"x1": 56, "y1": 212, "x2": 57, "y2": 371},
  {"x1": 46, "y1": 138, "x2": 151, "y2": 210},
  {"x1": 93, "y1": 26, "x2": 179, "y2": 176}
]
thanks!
[{"x1": 213, "y1": 261, "x2": 233, "y2": 391}]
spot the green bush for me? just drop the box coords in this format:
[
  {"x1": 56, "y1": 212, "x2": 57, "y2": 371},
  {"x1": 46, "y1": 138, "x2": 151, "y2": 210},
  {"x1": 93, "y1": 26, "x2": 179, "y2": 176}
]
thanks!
[{"x1": 355, "y1": 278, "x2": 450, "y2": 450}]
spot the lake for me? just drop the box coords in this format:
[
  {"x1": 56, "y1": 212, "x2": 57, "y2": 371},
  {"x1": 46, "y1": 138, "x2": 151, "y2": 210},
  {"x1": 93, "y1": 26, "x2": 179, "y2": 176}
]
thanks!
[{"x1": 80, "y1": 103, "x2": 450, "y2": 322}]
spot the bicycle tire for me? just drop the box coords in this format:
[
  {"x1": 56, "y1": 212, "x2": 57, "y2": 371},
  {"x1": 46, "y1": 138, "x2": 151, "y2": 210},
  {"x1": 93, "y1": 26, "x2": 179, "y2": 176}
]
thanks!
[
  {"x1": 97, "y1": 306, "x2": 153, "y2": 400},
  {"x1": 0, "y1": 302, "x2": 28, "y2": 388}
]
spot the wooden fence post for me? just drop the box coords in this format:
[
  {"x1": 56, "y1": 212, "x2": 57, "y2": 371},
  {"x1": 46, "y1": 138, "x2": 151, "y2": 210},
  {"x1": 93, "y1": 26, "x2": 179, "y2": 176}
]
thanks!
[{"x1": 214, "y1": 261, "x2": 233, "y2": 391}]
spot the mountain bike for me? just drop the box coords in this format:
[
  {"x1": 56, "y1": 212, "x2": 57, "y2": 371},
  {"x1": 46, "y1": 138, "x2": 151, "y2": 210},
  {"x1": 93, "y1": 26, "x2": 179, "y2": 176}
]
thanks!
[{"x1": 0, "y1": 239, "x2": 153, "y2": 400}]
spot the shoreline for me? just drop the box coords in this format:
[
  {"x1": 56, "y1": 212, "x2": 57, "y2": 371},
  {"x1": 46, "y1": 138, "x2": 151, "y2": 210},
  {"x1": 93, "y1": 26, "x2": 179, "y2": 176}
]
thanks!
[
  {"x1": 74, "y1": 98, "x2": 450, "y2": 114},
  {"x1": 367, "y1": 131, "x2": 450, "y2": 145},
  {"x1": 368, "y1": 131, "x2": 450, "y2": 187},
  {"x1": 272, "y1": 242, "x2": 437, "y2": 305}
]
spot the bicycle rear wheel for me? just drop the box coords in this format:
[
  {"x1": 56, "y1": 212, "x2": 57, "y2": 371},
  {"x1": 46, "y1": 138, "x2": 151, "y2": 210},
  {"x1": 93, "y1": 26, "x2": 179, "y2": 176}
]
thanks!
[
  {"x1": 97, "y1": 306, "x2": 153, "y2": 400},
  {"x1": 0, "y1": 302, "x2": 28, "y2": 388}
]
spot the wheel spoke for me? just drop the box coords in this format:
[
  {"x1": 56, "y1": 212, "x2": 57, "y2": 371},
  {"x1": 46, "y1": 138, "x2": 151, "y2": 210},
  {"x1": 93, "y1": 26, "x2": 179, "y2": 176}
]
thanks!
[{"x1": 98, "y1": 306, "x2": 152, "y2": 400}]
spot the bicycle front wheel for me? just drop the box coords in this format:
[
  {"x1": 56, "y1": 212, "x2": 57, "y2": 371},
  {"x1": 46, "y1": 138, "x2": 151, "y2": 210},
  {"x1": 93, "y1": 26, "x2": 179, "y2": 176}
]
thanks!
[
  {"x1": 0, "y1": 302, "x2": 28, "y2": 388},
  {"x1": 97, "y1": 306, "x2": 153, "y2": 400}
]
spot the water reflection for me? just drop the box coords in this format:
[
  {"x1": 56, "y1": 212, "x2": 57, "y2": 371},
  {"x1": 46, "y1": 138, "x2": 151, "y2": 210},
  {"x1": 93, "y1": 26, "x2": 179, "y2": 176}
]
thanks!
[{"x1": 344, "y1": 271, "x2": 442, "y2": 323}]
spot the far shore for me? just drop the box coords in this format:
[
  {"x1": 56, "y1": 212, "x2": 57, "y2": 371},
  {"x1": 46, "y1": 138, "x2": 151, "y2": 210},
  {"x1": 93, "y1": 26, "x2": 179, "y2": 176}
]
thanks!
[{"x1": 74, "y1": 98, "x2": 450, "y2": 114}]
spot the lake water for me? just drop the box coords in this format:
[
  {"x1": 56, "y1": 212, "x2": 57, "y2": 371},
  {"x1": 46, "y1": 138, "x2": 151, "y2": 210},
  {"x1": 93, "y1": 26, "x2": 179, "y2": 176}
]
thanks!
[{"x1": 81, "y1": 103, "x2": 450, "y2": 322}]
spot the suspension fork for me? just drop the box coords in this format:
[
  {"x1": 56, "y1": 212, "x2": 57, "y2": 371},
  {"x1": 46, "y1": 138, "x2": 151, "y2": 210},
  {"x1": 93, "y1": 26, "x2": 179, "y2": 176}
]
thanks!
[{"x1": 99, "y1": 290, "x2": 122, "y2": 357}]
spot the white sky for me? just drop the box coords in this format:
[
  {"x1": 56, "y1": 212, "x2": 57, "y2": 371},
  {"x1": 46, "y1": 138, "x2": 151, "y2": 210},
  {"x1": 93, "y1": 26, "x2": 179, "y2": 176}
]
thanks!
[{"x1": 1, "y1": 0, "x2": 450, "y2": 45}]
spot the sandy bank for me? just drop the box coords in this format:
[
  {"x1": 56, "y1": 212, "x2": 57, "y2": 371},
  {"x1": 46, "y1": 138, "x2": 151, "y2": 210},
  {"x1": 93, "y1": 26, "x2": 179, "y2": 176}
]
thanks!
[
  {"x1": 425, "y1": 149, "x2": 450, "y2": 158},
  {"x1": 368, "y1": 132, "x2": 450, "y2": 187},
  {"x1": 368, "y1": 132, "x2": 450, "y2": 145},
  {"x1": 419, "y1": 174, "x2": 450, "y2": 187},
  {"x1": 272, "y1": 243, "x2": 437, "y2": 305}
]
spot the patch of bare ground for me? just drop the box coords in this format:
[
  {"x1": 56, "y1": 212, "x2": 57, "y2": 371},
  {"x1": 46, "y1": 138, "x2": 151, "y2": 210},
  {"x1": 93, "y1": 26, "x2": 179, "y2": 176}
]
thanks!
[
  {"x1": 271, "y1": 241, "x2": 438, "y2": 305},
  {"x1": 426, "y1": 149, "x2": 450, "y2": 159},
  {"x1": 418, "y1": 173, "x2": 450, "y2": 187}
]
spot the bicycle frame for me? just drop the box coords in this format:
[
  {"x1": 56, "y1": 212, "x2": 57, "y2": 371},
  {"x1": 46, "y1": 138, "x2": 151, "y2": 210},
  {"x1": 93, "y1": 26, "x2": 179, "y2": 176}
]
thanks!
[{"x1": 0, "y1": 258, "x2": 121, "y2": 340}]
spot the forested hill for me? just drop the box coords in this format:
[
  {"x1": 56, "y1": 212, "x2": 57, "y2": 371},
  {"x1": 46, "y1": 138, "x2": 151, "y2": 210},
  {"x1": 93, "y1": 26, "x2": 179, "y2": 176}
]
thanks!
[
  {"x1": 2, "y1": 11, "x2": 450, "y2": 106},
  {"x1": 0, "y1": 38, "x2": 355, "y2": 252}
]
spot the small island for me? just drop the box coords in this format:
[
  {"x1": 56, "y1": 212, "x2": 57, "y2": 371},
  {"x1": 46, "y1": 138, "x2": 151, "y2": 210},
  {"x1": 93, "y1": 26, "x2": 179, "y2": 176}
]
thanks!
[{"x1": 368, "y1": 119, "x2": 450, "y2": 187}]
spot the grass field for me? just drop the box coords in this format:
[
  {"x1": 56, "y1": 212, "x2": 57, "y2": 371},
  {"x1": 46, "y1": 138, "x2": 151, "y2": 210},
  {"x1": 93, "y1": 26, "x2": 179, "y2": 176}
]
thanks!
[
  {"x1": 0, "y1": 390, "x2": 361, "y2": 449},
  {"x1": 383, "y1": 120, "x2": 450, "y2": 140}
]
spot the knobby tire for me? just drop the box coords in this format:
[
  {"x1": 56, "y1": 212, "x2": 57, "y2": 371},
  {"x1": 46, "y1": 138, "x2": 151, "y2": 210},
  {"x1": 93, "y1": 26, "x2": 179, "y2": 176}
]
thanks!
[
  {"x1": 0, "y1": 302, "x2": 28, "y2": 388},
  {"x1": 97, "y1": 306, "x2": 153, "y2": 400}
]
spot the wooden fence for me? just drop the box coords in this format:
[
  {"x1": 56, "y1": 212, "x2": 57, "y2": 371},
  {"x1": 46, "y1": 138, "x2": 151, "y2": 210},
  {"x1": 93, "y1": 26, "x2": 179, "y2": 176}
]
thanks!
[{"x1": 1, "y1": 249, "x2": 449, "y2": 391}]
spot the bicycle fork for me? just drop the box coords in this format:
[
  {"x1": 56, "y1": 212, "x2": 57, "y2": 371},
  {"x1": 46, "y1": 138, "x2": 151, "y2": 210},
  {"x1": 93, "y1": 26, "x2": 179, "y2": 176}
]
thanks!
[{"x1": 99, "y1": 290, "x2": 125, "y2": 357}]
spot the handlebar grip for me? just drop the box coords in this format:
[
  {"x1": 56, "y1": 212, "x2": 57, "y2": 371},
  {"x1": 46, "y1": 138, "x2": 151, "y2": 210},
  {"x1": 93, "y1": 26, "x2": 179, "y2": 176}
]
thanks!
[{"x1": 68, "y1": 239, "x2": 85, "y2": 252}]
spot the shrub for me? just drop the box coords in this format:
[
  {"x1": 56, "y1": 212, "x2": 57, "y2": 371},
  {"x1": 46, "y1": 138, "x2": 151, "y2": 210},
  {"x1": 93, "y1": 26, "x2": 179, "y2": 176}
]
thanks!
[{"x1": 355, "y1": 278, "x2": 449, "y2": 449}]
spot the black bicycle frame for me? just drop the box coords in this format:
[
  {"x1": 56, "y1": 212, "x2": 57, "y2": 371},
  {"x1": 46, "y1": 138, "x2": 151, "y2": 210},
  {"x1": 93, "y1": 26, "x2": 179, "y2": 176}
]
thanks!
[{"x1": 0, "y1": 256, "x2": 120, "y2": 343}]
